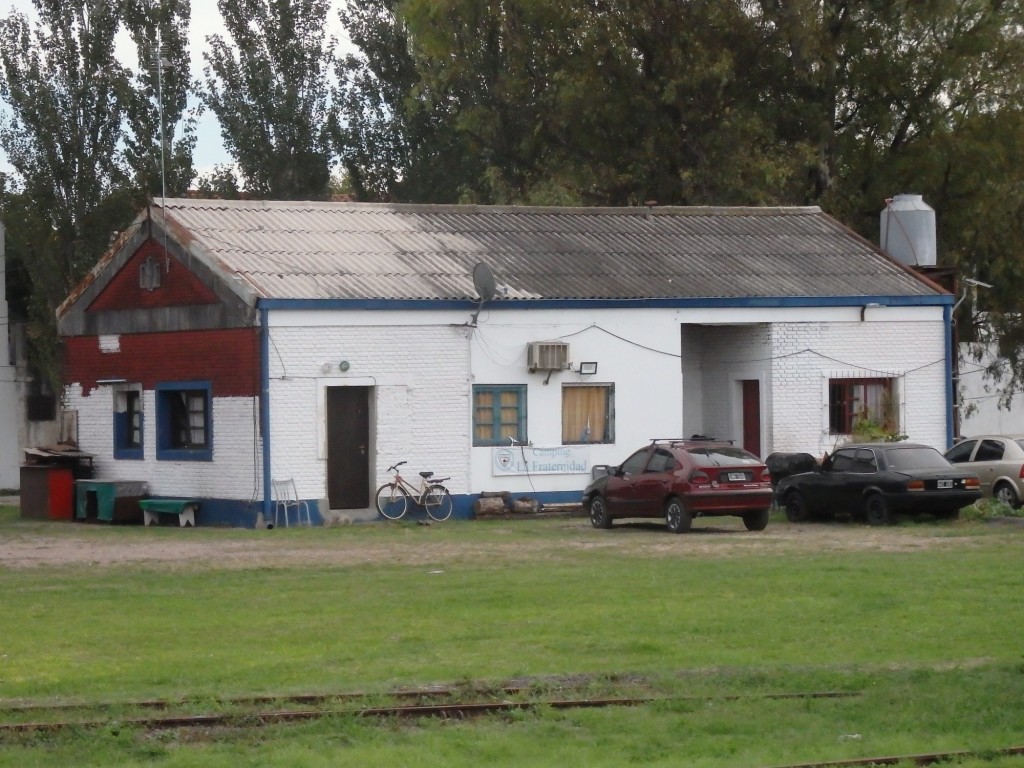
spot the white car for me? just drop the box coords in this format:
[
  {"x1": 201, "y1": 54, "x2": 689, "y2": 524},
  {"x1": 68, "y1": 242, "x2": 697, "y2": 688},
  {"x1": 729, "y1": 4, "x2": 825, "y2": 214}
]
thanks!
[{"x1": 944, "y1": 435, "x2": 1024, "y2": 508}]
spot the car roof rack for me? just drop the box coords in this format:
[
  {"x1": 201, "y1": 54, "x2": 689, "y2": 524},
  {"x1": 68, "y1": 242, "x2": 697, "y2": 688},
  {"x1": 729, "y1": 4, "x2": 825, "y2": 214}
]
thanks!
[{"x1": 649, "y1": 436, "x2": 733, "y2": 445}]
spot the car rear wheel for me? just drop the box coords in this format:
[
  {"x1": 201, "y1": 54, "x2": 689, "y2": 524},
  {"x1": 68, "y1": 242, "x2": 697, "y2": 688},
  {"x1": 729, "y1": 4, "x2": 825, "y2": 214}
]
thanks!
[
  {"x1": 864, "y1": 494, "x2": 891, "y2": 526},
  {"x1": 783, "y1": 491, "x2": 811, "y2": 523},
  {"x1": 994, "y1": 481, "x2": 1021, "y2": 509},
  {"x1": 589, "y1": 495, "x2": 613, "y2": 529},
  {"x1": 665, "y1": 496, "x2": 692, "y2": 534},
  {"x1": 743, "y1": 508, "x2": 770, "y2": 531}
]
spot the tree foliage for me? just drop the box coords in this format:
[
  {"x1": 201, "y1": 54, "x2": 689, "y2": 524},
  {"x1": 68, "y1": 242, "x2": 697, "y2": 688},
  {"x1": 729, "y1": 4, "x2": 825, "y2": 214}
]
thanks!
[
  {"x1": 338, "y1": 0, "x2": 807, "y2": 205},
  {"x1": 123, "y1": 0, "x2": 196, "y2": 199},
  {"x1": 202, "y1": 0, "x2": 338, "y2": 199},
  {"x1": 0, "y1": 0, "x2": 197, "y2": 388},
  {"x1": 4, "y1": 0, "x2": 1024, "y2": 406},
  {"x1": 336, "y1": 0, "x2": 475, "y2": 202},
  {"x1": 0, "y1": 0, "x2": 134, "y2": 385},
  {"x1": 0, "y1": 1, "x2": 130, "y2": 259},
  {"x1": 333, "y1": 0, "x2": 1024, "y2": 401}
]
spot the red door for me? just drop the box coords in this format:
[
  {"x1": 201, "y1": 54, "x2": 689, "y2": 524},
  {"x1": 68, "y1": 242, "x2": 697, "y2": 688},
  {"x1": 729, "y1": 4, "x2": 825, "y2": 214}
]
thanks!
[{"x1": 742, "y1": 380, "x2": 761, "y2": 458}]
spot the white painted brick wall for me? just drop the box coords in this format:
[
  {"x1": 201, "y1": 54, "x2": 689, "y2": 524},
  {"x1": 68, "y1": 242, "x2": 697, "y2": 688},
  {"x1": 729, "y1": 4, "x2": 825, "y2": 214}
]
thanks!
[
  {"x1": 65, "y1": 384, "x2": 262, "y2": 498},
  {"x1": 267, "y1": 323, "x2": 470, "y2": 499},
  {"x1": 698, "y1": 324, "x2": 772, "y2": 446},
  {"x1": 63, "y1": 306, "x2": 950, "y2": 504},
  {"x1": 769, "y1": 320, "x2": 948, "y2": 455}
]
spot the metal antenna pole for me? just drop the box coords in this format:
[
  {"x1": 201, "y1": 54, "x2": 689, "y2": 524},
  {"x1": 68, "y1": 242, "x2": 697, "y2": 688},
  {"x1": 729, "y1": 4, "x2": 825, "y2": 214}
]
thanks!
[
  {"x1": 156, "y1": 18, "x2": 169, "y2": 272},
  {"x1": 158, "y1": 44, "x2": 166, "y2": 205}
]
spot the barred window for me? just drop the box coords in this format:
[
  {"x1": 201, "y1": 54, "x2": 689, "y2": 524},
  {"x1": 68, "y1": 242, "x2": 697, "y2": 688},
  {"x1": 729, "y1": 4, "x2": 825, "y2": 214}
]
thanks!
[{"x1": 829, "y1": 378, "x2": 895, "y2": 434}]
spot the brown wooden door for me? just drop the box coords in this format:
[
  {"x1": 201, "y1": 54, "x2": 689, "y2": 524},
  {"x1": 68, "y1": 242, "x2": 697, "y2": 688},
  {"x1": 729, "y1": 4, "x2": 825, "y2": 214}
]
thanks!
[
  {"x1": 326, "y1": 386, "x2": 370, "y2": 509},
  {"x1": 741, "y1": 380, "x2": 761, "y2": 458}
]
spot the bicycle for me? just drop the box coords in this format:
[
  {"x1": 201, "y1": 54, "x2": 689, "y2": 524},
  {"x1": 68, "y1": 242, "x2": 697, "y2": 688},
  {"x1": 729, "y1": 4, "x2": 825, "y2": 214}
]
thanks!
[{"x1": 375, "y1": 461, "x2": 454, "y2": 521}]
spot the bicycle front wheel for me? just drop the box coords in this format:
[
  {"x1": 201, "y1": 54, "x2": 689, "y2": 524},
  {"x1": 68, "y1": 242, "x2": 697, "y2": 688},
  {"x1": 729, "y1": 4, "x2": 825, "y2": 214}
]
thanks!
[
  {"x1": 423, "y1": 484, "x2": 453, "y2": 521},
  {"x1": 375, "y1": 483, "x2": 410, "y2": 520}
]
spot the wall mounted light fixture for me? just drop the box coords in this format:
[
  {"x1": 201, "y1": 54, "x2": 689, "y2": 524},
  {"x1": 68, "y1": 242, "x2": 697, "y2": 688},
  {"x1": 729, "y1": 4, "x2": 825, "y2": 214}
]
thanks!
[{"x1": 578, "y1": 362, "x2": 598, "y2": 375}]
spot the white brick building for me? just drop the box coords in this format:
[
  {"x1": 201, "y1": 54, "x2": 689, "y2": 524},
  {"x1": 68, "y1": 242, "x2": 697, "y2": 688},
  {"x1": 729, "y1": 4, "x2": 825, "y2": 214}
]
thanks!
[{"x1": 56, "y1": 199, "x2": 955, "y2": 526}]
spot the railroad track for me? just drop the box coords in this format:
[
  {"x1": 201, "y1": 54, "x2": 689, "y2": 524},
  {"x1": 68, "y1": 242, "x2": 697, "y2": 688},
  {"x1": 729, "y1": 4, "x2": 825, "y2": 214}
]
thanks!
[
  {"x1": 765, "y1": 745, "x2": 1024, "y2": 767},
  {"x1": 0, "y1": 686, "x2": 858, "y2": 734},
  {"x1": 3, "y1": 684, "x2": 1020, "y2": 766}
]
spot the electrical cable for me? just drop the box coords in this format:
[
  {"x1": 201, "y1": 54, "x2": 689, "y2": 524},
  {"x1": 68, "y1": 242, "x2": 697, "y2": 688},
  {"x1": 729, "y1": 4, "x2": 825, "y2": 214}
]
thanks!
[{"x1": 547, "y1": 322, "x2": 948, "y2": 374}]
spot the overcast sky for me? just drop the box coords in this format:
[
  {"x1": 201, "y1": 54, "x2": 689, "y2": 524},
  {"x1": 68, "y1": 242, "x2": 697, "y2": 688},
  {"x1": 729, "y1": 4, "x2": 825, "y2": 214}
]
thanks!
[{"x1": 0, "y1": 1, "x2": 349, "y2": 180}]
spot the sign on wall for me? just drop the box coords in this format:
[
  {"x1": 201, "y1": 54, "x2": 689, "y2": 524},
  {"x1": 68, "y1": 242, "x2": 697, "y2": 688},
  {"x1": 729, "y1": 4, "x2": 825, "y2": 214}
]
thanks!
[{"x1": 491, "y1": 445, "x2": 590, "y2": 476}]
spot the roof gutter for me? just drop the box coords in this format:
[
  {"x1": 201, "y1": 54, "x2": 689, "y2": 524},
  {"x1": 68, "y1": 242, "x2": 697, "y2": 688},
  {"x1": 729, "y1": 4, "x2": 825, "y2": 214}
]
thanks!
[
  {"x1": 255, "y1": 294, "x2": 955, "y2": 312},
  {"x1": 260, "y1": 304, "x2": 272, "y2": 527},
  {"x1": 945, "y1": 303, "x2": 955, "y2": 449}
]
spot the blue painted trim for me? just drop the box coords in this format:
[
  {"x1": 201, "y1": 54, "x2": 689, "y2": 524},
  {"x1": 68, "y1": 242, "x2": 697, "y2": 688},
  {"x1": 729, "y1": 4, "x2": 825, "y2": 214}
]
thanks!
[
  {"x1": 155, "y1": 493, "x2": 585, "y2": 527},
  {"x1": 154, "y1": 381, "x2": 213, "y2": 461},
  {"x1": 260, "y1": 307, "x2": 272, "y2": 526},
  {"x1": 471, "y1": 384, "x2": 527, "y2": 446},
  {"x1": 945, "y1": 304, "x2": 955, "y2": 448},
  {"x1": 143, "y1": 497, "x2": 257, "y2": 528},
  {"x1": 113, "y1": 390, "x2": 144, "y2": 460},
  {"x1": 113, "y1": 411, "x2": 144, "y2": 460},
  {"x1": 256, "y1": 294, "x2": 953, "y2": 312}
]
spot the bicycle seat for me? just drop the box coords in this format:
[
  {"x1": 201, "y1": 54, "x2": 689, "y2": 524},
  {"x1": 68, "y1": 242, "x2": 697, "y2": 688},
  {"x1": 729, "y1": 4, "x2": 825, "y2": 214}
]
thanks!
[{"x1": 419, "y1": 471, "x2": 433, "y2": 478}]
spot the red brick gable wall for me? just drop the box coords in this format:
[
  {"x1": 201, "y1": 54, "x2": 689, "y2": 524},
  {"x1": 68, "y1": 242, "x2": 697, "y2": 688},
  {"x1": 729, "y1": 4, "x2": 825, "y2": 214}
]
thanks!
[
  {"x1": 65, "y1": 328, "x2": 260, "y2": 397},
  {"x1": 87, "y1": 239, "x2": 220, "y2": 312}
]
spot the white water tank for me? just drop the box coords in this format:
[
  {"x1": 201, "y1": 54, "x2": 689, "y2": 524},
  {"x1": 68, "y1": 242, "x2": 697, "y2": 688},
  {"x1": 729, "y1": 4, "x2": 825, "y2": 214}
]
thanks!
[{"x1": 879, "y1": 194, "x2": 936, "y2": 267}]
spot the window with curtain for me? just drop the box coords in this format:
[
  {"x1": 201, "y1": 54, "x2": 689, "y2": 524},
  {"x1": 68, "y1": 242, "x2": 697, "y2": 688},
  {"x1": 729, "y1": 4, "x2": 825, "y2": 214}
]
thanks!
[
  {"x1": 473, "y1": 385, "x2": 526, "y2": 446},
  {"x1": 828, "y1": 378, "x2": 895, "y2": 434},
  {"x1": 156, "y1": 381, "x2": 212, "y2": 460},
  {"x1": 113, "y1": 386, "x2": 144, "y2": 460},
  {"x1": 562, "y1": 384, "x2": 614, "y2": 444}
]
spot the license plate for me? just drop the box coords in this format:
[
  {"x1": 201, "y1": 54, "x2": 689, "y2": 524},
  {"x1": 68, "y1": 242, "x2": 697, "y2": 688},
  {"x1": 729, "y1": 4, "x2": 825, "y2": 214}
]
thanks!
[
  {"x1": 727, "y1": 472, "x2": 746, "y2": 482},
  {"x1": 937, "y1": 479, "x2": 953, "y2": 489}
]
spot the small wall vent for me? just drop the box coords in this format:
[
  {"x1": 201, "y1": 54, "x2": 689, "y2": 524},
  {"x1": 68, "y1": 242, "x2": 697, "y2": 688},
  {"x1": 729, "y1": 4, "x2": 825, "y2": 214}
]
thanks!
[{"x1": 527, "y1": 341, "x2": 569, "y2": 372}]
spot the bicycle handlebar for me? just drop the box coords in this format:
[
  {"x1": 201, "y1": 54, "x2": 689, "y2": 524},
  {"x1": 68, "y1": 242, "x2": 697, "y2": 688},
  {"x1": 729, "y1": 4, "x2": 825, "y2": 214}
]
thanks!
[{"x1": 387, "y1": 461, "x2": 408, "y2": 473}]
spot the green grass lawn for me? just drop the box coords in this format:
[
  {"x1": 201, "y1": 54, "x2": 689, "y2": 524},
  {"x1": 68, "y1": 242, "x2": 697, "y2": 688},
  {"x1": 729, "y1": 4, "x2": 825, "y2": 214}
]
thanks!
[{"x1": 1, "y1": 506, "x2": 1023, "y2": 766}]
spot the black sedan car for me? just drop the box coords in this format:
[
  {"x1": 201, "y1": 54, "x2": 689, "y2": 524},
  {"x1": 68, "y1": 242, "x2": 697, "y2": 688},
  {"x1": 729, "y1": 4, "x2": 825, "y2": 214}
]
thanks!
[{"x1": 775, "y1": 442, "x2": 981, "y2": 525}]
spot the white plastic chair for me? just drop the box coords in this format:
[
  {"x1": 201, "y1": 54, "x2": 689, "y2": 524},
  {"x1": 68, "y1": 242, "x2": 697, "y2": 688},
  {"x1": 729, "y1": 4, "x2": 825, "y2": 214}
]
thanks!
[{"x1": 272, "y1": 479, "x2": 311, "y2": 527}]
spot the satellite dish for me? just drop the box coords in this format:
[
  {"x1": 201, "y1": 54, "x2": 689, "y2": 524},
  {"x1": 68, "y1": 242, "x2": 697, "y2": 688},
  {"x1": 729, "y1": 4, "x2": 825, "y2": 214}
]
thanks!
[{"x1": 472, "y1": 262, "x2": 497, "y2": 303}]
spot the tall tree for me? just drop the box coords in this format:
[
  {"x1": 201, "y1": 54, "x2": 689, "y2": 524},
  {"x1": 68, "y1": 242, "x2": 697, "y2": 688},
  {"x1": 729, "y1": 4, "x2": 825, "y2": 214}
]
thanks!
[
  {"x1": 336, "y1": 0, "x2": 471, "y2": 202},
  {"x1": 0, "y1": 0, "x2": 134, "y2": 385},
  {"x1": 123, "y1": 0, "x2": 197, "y2": 199},
  {"x1": 339, "y1": 0, "x2": 802, "y2": 205},
  {"x1": 751, "y1": 0, "x2": 1024, "y2": 210},
  {"x1": 749, "y1": 1, "x2": 1024, "y2": 403},
  {"x1": 202, "y1": 0, "x2": 338, "y2": 199},
  {"x1": 906, "y1": 109, "x2": 1024, "y2": 407}
]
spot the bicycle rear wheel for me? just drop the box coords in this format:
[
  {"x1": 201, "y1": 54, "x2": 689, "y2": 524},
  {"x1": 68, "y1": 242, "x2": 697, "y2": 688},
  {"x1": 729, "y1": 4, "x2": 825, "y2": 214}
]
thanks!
[
  {"x1": 423, "y1": 484, "x2": 453, "y2": 521},
  {"x1": 375, "y1": 483, "x2": 410, "y2": 520}
]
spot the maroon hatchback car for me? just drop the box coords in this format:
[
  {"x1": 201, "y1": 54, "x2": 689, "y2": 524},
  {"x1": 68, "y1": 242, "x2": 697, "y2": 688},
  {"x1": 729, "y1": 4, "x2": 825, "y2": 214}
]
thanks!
[{"x1": 582, "y1": 439, "x2": 774, "y2": 533}]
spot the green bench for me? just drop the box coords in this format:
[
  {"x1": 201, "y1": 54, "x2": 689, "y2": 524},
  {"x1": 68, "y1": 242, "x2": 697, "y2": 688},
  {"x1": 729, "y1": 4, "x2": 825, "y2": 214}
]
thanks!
[{"x1": 139, "y1": 499, "x2": 198, "y2": 527}]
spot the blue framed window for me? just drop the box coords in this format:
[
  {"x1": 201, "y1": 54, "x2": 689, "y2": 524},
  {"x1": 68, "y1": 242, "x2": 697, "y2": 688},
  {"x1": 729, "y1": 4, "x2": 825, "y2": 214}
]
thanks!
[
  {"x1": 473, "y1": 385, "x2": 526, "y2": 446},
  {"x1": 113, "y1": 387, "x2": 143, "y2": 460},
  {"x1": 156, "y1": 381, "x2": 213, "y2": 461}
]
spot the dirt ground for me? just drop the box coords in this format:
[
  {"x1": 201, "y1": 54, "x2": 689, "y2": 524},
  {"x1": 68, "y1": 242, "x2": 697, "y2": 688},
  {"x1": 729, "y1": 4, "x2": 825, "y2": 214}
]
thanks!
[{"x1": 1, "y1": 498, "x2": 1010, "y2": 570}]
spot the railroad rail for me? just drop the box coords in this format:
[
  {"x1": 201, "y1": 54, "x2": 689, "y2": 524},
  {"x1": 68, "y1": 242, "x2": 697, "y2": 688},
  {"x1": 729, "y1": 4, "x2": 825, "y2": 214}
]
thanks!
[
  {"x1": 4, "y1": 686, "x2": 1019, "y2": 766},
  {"x1": 0, "y1": 688, "x2": 858, "y2": 735},
  {"x1": 764, "y1": 745, "x2": 1024, "y2": 767}
]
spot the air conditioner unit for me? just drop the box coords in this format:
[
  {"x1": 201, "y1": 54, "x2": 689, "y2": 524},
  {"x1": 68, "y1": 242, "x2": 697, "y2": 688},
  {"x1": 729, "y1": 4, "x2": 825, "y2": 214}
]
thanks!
[{"x1": 527, "y1": 341, "x2": 569, "y2": 372}]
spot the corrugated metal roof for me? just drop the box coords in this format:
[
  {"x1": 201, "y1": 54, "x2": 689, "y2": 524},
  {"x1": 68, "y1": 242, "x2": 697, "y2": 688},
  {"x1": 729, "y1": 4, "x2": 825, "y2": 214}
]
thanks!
[{"x1": 153, "y1": 198, "x2": 943, "y2": 302}]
